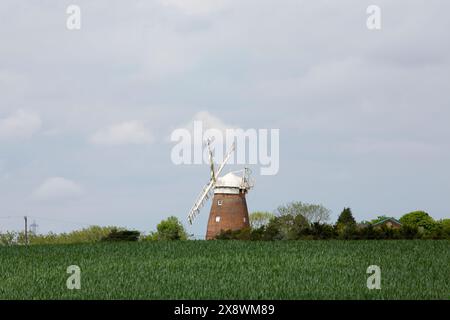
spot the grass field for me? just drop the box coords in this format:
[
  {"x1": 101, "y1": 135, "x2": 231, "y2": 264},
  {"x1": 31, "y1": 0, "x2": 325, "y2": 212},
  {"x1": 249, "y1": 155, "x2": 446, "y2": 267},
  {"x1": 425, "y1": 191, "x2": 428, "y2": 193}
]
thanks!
[{"x1": 0, "y1": 240, "x2": 448, "y2": 299}]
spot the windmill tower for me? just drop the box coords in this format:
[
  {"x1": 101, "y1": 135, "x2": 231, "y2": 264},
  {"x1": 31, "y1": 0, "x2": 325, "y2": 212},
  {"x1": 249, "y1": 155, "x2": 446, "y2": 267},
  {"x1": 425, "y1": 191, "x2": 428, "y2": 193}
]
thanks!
[{"x1": 188, "y1": 139, "x2": 254, "y2": 239}]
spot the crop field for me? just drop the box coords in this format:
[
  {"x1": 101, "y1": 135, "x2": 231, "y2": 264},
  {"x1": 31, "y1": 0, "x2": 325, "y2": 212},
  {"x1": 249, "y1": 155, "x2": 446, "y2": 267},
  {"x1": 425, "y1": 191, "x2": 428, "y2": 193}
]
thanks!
[{"x1": 0, "y1": 240, "x2": 449, "y2": 299}]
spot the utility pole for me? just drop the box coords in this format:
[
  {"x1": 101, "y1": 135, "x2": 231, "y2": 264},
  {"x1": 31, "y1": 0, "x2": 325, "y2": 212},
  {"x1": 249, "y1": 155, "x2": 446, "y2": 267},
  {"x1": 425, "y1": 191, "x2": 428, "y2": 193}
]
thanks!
[{"x1": 24, "y1": 216, "x2": 28, "y2": 246}]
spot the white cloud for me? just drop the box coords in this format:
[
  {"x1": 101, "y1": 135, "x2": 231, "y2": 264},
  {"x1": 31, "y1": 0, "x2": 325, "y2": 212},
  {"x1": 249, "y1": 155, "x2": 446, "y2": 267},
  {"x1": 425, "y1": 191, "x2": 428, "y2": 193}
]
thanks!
[
  {"x1": 32, "y1": 177, "x2": 83, "y2": 201},
  {"x1": 185, "y1": 111, "x2": 235, "y2": 131},
  {"x1": 90, "y1": 121, "x2": 154, "y2": 146},
  {"x1": 169, "y1": 111, "x2": 237, "y2": 144},
  {"x1": 0, "y1": 110, "x2": 41, "y2": 141}
]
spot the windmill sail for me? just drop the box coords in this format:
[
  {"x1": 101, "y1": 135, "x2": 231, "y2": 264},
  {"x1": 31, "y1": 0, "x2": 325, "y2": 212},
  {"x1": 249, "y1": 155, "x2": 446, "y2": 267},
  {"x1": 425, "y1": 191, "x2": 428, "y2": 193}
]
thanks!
[
  {"x1": 187, "y1": 142, "x2": 236, "y2": 224},
  {"x1": 187, "y1": 179, "x2": 214, "y2": 225},
  {"x1": 215, "y1": 142, "x2": 235, "y2": 178}
]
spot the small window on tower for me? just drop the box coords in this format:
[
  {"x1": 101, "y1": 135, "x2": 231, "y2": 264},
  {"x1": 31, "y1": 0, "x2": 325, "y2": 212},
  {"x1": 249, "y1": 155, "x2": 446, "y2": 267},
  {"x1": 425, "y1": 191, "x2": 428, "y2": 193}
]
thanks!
[
  {"x1": 217, "y1": 200, "x2": 223, "y2": 206},
  {"x1": 215, "y1": 216, "x2": 221, "y2": 223},
  {"x1": 243, "y1": 217, "x2": 246, "y2": 222}
]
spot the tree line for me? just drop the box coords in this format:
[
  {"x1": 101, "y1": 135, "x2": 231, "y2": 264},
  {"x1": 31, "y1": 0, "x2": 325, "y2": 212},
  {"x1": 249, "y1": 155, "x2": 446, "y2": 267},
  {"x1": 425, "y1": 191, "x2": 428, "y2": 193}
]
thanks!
[
  {"x1": 1, "y1": 202, "x2": 449, "y2": 245},
  {"x1": 0, "y1": 216, "x2": 188, "y2": 246},
  {"x1": 218, "y1": 202, "x2": 450, "y2": 240}
]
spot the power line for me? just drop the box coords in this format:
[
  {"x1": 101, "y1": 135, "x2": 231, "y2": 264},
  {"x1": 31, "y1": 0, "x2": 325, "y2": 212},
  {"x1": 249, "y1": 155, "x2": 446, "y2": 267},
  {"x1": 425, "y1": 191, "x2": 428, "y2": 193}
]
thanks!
[
  {"x1": 27, "y1": 215, "x2": 92, "y2": 227},
  {"x1": 0, "y1": 215, "x2": 91, "y2": 226}
]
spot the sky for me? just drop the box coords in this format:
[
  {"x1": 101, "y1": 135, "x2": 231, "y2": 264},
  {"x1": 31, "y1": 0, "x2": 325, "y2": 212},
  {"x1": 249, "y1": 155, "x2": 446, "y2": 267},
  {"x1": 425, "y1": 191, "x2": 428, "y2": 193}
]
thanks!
[{"x1": 1, "y1": 0, "x2": 449, "y2": 237}]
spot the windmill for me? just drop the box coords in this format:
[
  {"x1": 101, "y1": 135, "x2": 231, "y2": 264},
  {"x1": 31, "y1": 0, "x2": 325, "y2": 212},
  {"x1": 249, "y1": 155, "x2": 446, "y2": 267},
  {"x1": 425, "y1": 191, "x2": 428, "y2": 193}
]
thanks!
[{"x1": 187, "y1": 139, "x2": 254, "y2": 239}]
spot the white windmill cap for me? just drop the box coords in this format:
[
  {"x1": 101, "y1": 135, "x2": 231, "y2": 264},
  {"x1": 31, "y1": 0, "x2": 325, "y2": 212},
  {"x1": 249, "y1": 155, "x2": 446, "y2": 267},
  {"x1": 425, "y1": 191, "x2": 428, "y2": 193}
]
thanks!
[{"x1": 215, "y1": 172, "x2": 243, "y2": 188}]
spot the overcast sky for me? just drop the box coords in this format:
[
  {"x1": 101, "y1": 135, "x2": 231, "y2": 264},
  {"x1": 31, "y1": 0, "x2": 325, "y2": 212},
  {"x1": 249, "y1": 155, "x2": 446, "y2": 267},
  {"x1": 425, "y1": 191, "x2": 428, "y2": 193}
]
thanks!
[{"x1": 1, "y1": 0, "x2": 449, "y2": 236}]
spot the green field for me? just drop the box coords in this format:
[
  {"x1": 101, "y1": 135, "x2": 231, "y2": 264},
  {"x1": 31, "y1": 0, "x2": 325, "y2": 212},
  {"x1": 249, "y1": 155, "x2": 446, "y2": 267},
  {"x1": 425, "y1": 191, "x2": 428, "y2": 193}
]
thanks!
[{"x1": 0, "y1": 240, "x2": 448, "y2": 299}]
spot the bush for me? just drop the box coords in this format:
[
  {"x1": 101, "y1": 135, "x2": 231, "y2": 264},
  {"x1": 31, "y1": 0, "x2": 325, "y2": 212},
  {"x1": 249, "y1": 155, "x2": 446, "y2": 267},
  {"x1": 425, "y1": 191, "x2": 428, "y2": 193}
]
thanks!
[
  {"x1": 0, "y1": 231, "x2": 17, "y2": 246},
  {"x1": 215, "y1": 228, "x2": 252, "y2": 240},
  {"x1": 439, "y1": 219, "x2": 450, "y2": 239},
  {"x1": 399, "y1": 211, "x2": 437, "y2": 234},
  {"x1": 358, "y1": 224, "x2": 379, "y2": 240},
  {"x1": 399, "y1": 225, "x2": 420, "y2": 239},
  {"x1": 250, "y1": 226, "x2": 266, "y2": 241},
  {"x1": 309, "y1": 222, "x2": 336, "y2": 240},
  {"x1": 0, "y1": 226, "x2": 125, "y2": 246},
  {"x1": 263, "y1": 214, "x2": 297, "y2": 240},
  {"x1": 155, "y1": 216, "x2": 188, "y2": 240},
  {"x1": 102, "y1": 229, "x2": 140, "y2": 242},
  {"x1": 338, "y1": 225, "x2": 358, "y2": 240}
]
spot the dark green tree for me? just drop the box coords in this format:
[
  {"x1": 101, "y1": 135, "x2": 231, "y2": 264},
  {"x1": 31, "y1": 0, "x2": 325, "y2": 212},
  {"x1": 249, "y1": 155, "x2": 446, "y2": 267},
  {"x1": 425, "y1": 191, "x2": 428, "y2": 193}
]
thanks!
[
  {"x1": 337, "y1": 208, "x2": 356, "y2": 227},
  {"x1": 336, "y1": 208, "x2": 357, "y2": 239}
]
